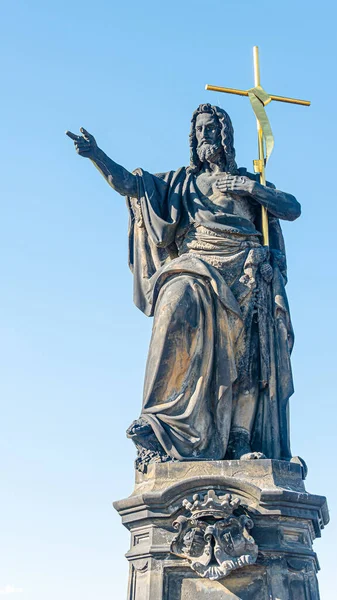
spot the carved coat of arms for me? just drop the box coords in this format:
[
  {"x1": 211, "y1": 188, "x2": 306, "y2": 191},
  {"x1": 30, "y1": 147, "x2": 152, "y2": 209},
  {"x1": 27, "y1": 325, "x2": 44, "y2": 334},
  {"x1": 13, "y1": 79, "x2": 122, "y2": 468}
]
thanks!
[{"x1": 170, "y1": 490, "x2": 258, "y2": 580}]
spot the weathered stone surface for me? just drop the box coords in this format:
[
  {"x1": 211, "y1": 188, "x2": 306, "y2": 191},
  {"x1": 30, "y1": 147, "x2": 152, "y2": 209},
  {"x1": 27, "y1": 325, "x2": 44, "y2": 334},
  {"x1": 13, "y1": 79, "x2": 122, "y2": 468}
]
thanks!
[
  {"x1": 67, "y1": 104, "x2": 329, "y2": 598},
  {"x1": 170, "y1": 490, "x2": 258, "y2": 580},
  {"x1": 114, "y1": 460, "x2": 328, "y2": 599},
  {"x1": 67, "y1": 104, "x2": 301, "y2": 468}
]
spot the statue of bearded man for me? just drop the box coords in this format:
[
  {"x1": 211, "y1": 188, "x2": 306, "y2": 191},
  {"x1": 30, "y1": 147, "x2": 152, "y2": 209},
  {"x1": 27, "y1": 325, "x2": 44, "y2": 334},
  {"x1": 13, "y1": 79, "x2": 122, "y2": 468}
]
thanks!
[{"x1": 67, "y1": 103, "x2": 301, "y2": 471}]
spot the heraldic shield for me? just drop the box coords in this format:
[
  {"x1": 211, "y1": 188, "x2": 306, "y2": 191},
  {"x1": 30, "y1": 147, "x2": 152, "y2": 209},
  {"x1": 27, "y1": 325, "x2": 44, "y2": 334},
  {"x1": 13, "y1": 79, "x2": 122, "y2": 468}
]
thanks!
[{"x1": 170, "y1": 490, "x2": 258, "y2": 581}]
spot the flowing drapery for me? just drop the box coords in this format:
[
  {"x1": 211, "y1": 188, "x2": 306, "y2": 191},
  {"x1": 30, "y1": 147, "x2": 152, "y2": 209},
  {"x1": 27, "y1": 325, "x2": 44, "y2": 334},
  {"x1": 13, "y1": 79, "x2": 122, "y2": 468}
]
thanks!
[{"x1": 126, "y1": 168, "x2": 294, "y2": 460}]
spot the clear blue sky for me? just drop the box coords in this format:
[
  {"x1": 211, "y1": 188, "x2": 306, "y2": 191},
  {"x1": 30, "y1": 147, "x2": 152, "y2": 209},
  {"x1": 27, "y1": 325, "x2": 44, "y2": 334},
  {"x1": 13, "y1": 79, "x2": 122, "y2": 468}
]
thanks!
[{"x1": 1, "y1": 1, "x2": 336, "y2": 598}]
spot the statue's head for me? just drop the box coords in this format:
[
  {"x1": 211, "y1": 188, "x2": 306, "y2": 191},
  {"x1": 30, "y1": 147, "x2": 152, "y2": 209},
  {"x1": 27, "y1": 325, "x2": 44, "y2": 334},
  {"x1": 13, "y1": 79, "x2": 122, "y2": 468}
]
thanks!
[{"x1": 189, "y1": 104, "x2": 238, "y2": 174}]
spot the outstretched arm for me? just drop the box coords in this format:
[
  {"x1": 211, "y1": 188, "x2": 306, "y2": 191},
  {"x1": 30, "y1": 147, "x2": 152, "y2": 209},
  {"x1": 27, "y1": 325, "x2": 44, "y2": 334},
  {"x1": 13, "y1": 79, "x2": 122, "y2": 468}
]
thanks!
[
  {"x1": 66, "y1": 128, "x2": 138, "y2": 198},
  {"x1": 216, "y1": 174, "x2": 301, "y2": 221}
]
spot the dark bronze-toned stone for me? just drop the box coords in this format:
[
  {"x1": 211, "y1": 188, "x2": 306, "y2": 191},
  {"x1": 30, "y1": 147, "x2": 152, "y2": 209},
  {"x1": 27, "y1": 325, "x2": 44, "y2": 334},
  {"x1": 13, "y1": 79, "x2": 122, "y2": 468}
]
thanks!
[
  {"x1": 66, "y1": 103, "x2": 329, "y2": 598},
  {"x1": 66, "y1": 105, "x2": 300, "y2": 469},
  {"x1": 170, "y1": 491, "x2": 258, "y2": 580},
  {"x1": 114, "y1": 460, "x2": 328, "y2": 599}
]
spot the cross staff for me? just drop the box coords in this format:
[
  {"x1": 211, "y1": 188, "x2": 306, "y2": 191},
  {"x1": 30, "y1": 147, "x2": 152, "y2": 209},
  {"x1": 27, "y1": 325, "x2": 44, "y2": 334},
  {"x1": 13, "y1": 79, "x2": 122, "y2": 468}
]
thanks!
[{"x1": 205, "y1": 46, "x2": 310, "y2": 247}]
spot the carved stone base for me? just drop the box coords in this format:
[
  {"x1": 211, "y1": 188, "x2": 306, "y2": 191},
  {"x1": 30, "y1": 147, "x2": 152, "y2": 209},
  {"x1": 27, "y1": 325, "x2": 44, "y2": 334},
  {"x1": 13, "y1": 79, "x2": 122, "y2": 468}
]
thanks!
[{"x1": 113, "y1": 460, "x2": 329, "y2": 599}]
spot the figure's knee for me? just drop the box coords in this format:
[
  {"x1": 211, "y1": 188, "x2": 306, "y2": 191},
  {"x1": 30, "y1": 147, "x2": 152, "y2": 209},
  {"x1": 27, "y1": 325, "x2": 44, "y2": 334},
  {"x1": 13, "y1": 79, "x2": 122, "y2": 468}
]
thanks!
[{"x1": 156, "y1": 275, "x2": 201, "y2": 323}]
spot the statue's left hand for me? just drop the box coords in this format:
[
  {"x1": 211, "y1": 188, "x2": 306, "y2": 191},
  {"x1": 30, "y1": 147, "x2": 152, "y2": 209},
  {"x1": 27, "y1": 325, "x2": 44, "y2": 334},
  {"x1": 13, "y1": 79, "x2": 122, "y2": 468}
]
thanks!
[{"x1": 216, "y1": 174, "x2": 254, "y2": 195}]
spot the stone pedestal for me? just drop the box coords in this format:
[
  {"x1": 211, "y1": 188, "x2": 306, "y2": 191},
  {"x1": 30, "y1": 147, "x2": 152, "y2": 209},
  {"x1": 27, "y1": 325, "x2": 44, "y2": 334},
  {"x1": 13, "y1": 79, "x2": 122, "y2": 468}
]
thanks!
[{"x1": 114, "y1": 460, "x2": 329, "y2": 599}]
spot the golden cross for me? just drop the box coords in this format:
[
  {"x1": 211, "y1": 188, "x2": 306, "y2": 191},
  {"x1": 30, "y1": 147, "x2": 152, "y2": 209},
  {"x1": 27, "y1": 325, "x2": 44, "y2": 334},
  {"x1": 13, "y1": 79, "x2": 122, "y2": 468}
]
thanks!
[{"x1": 205, "y1": 46, "x2": 310, "y2": 246}]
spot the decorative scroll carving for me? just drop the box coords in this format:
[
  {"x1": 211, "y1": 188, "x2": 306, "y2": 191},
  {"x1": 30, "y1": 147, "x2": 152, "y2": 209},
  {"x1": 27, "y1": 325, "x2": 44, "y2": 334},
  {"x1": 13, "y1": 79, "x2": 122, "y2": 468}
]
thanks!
[{"x1": 170, "y1": 490, "x2": 258, "y2": 580}]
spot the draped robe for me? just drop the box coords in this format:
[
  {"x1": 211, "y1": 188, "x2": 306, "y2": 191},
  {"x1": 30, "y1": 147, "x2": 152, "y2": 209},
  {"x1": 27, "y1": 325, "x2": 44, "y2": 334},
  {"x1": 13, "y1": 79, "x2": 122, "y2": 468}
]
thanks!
[{"x1": 127, "y1": 167, "x2": 297, "y2": 462}]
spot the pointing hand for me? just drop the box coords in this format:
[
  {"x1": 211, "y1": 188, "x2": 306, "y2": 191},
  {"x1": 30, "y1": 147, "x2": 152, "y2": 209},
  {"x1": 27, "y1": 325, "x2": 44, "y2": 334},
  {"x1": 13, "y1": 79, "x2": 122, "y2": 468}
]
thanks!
[{"x1": 66, "y1": 127, "x2": 98, "y2": 159}]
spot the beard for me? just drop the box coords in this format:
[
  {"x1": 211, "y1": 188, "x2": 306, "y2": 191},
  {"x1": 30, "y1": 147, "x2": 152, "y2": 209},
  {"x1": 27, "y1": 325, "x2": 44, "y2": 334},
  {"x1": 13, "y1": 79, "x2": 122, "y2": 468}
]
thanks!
[{"x1": 196, "y1": 140, "x2": 222, "y2": 163}]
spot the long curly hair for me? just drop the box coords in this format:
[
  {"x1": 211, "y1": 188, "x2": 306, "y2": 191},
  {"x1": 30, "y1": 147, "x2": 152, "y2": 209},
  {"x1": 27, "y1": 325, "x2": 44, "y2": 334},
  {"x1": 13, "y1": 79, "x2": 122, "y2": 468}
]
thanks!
[{"x1": 188, "y1": 104, "x2": 238, "y2": 174}]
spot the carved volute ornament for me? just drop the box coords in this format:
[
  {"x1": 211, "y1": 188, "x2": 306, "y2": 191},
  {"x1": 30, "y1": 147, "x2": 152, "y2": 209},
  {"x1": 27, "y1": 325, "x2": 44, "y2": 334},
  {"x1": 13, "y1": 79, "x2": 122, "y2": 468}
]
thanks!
[{"x1": 170, "y1": 490, "x2": 258, "y2": 580}]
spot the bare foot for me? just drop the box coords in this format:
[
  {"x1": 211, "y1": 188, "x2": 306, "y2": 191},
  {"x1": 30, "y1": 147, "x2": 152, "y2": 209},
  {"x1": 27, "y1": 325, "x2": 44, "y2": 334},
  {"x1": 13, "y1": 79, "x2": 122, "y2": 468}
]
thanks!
[
  {"x1": 240, "y1": 451, "x2": 266, "y2": 460},
  {"x1": 126, "y1": 417, "x2": 153, "y2": 439}
]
